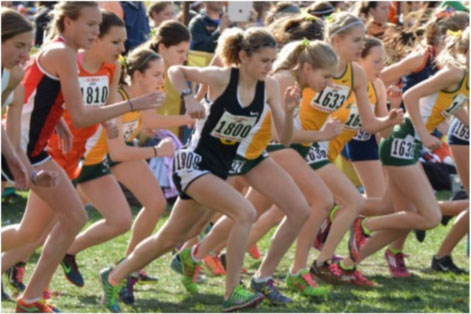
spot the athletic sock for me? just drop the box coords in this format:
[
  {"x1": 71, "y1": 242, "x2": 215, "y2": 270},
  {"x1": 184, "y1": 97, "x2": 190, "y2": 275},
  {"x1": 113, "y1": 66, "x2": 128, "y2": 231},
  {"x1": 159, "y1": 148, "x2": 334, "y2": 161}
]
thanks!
[
  {"x1": 253, "y1": 275, "x2": 271, "y2": 283},
  {"x1": 191, "y1": 245, "x2": 202, "y2": 263},
  {"x1": 329, "y1": 205, "x2": 339, "y2": 221},
  {"x1": 361, "y1": 218, "x2": 371, "y2": 236},
  {"x1": 23, "y1": 297, "x2": 41, "y2": 304},
  {"x1": 339, "y1": 260, "x2": 355, "y2": 271},
  {"x1": 289, "y1": 268, "x2": 302, "y2": 277},
  {"x1": 108, "y1": 273, "x2": 120, "y2": 287},
  {"x1": 388, "y1": 247, "x2": 402, "y2": 255}
]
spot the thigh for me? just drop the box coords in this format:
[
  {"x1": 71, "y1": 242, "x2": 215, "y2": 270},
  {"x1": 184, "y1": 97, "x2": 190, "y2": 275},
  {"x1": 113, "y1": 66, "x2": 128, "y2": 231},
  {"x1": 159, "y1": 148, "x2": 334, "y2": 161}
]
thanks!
[
  {"x1": 352, "y1": 160, "x2": 386, "y2": 197},
  {"x1": 269, "y1": 148, "x2": 332, "y2": 205},
  {"x1": 77, "y1": 174, "x2": 130, "y2": 220},
  {"x1": 316, "y1": 164, "x2": 362, "y2": 207},
  {"x1": 163, "y1": 197, "x2": 210, "y2": 238},
  {"x1": 112, "y1": 160, "x2": 166, "y2": 208},
  {"x1": 450, "y1": 145, "x2": 469, "y2": 194},
  {"x1": 242, "y1": 157, "x2": 307, "y2": 213}
]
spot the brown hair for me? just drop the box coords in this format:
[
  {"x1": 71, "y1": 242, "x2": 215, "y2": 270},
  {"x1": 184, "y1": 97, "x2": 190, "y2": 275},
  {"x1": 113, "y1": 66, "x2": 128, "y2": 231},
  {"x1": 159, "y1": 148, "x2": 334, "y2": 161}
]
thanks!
[
  {"x1": 1, "y1": 7, "x2": 33, "y2": 42},
  {"x1": 273, "y1": 39, "x2": 338, "y2": 73},
  {"x1": 120, "y1": 46, "x2": 162, "y2": 85},
  {"x1": 146, "y1": 20, "x2": 190, "y2": 52},
  {"x1": 361, "y1": 36, "x2": 382, "y2": 58},
  {"x1": 99, "y1": 10, "x2": 125, "y2": 38},
  {"x1": 47, "y1": 1, "x2": 99, "y2": 38},
  {"x1": 217, "y1": 27, "x2": 277, "y2": 67},
  {"x1": 355, "y1": 1, "x2": 379, "y2": 20},
  {"x1": 424, "y1": 8, "x2": 469, "y2": 46},
  {"x1": 306, "y1": 1, "x2": 334, "y2": 19},
  {"x1": 148, "y1": 1, "x2": 173, "y2": 19},
  {"x1": 270, "y1": 13, "x2": 325, "y2": 46}
]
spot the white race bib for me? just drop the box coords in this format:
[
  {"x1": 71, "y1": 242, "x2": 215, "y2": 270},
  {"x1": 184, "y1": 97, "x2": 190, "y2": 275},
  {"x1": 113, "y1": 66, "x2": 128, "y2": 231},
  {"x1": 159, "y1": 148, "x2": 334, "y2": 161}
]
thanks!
[
  {"x1": 173, "y1": 149, "x2": 202, "y2": 171},
  {"x1": 310, "y1": 84, "x2": 350, "y2": 113},
  {"x1": 344, "y1": 104, "x2": 363, "y2": 130},
  {"x1": 79, "y1": 76, "x2": 109, "y2": 107},
  {"x1": 306, "y1": 142, "x2": 329, "y2": 164},
  {"x1": 353, "y1": 130, "x2": 372, "y2": 141},
  {"x1": 391, "y1": 135, "x2": 416, "y2": 160},
  {"x1": 122, "y1": 120, "x2": 139, "y2": 142},
  {"x1": 441, "y1": 93, "x2": 467, "y2": 118},
  {"x1": 451, "y1": 120, "x2": 469, "y2": 141},
  {"x1": 210, "y1": 111, "x2": 257, "y2": 143}
]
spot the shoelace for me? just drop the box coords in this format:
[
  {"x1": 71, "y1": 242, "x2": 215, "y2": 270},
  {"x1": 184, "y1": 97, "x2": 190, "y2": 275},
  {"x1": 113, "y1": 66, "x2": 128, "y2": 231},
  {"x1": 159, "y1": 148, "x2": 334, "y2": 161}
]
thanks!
[
  {"x1": 328, "y1": 263, "x2": 343, "y2": 277},
  {"x1": 16, "y1": 266, "x2": 25, "y2": 283},
  {"x1": 352, "y1": 270, "x2": 368, "y2": 283},
  {"x1": 192, "y1": 265, "x2": 201, "y2": 283},
  {"x1": 302, "y1": 273, "x2": 318, "y2": 288}
]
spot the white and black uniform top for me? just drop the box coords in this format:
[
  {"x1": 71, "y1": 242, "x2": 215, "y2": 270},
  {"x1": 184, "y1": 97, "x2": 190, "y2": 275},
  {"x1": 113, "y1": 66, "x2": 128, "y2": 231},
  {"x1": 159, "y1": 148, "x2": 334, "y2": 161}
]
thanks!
[
  {"x1": 172, "y1": 68, "x2": 266, "y2": 199},
  {"x1": 2, "y1": 67, "x2": 14, "y2": 108}
]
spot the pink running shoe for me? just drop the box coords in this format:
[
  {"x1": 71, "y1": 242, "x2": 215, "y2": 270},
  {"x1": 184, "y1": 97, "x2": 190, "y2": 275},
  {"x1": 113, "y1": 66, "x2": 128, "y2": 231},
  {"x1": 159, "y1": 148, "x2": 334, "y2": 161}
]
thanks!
[{"x1": 385, "y1": 249, "x2": 411, "y2": 278}]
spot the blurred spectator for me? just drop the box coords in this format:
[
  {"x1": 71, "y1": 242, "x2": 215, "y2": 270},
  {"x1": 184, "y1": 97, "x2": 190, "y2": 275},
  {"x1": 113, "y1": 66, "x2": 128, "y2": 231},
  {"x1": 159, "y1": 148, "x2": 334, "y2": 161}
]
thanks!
[
  {"x1": 265, "y1": 2, "x2": 300, "y2": 25},
  {"x1": 148, "y1": 1, "x2": 175, "y2": 28},
  {"x1": 252, "y1": 1, "x2": 271, "y2": 26},
  {"x1": 121, "y1": 1, "x2": 150, "y2": 52},
  {"x1": 356, "y1": 1, "x2": 394, "y2": 38},
  {"x1": 329, "y1": 1, "x2": 350, "y2": 11},
  {"x1": 188, "y1": 1, "x2": 231, "y2": 53},
  {"x1": 34, "y1": 2, "x2": 56, "y2": 47},
  {"x1": 305, "y1": 1, "x2": 335, "y2": 19},
  {"x1": 99, "y1": 1, "x2": 123, "y2": 19}
]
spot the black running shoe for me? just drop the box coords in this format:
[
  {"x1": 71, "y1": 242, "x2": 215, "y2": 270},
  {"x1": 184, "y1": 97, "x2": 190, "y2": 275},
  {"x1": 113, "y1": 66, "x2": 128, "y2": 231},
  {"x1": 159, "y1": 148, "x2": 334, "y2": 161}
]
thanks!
[
  {"x1": 414, "y1": 230, "x2": 426, "y2": 243},
  {"x1": 432, "y1": 255, "x2": 467, "y2": 274},
  {"x1": 61, "y1": 254, "x2": 84, "y2": 287},
  {"x1": 441, "y1": 215, "x2": 453, "y2": 226},
  {"x1": 7, "y1": 262, "x2": 26, "y2": 293}
]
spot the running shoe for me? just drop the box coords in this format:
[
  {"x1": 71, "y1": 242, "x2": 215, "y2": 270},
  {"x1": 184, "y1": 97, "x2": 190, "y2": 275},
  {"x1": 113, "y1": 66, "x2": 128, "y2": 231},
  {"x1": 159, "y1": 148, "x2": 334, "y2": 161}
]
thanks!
[
  {"x1": 310, "y1": 260, "x2": 350, "y2": 285},
  {"x1": 248, "y1": 245, "x2": 261, "y2": 260},
  {"x1": 385, "y1": 249, "x2": 411, "y2": 278},
  {"x1": 61, "y1": 254, "x2": 84, "y2": 287},
  {"x1": 222, "y1": 285, "x2": 264, "y2": 312},
  {"x1": 203, "y1": 254, "x2": 226, "y2": 276},
  {"x1": 341, "y1": 268, "x2": 375, "y2": 287},
  {"x1": 313, "y1": 206, "x2": 337, "y2": 251},
  {"x1": 2, "y1": 282, "x2": 12, "y2": 302},
  {"x1": 440, "y1": 215, "x2": 453, "y2": 226},
  {"x1": 414, "y1": 230, "x2": 426, "y2": 243},
  {"x1": 46, "y1": 301, "x2": 61, "y2": 313},
  {"x1": 137, "y1": 270, "x2": 158, "y2": 284},
  {"x1": 250, "y1": 277, "x2": 291, "y2": 305},
  {"x1": 179, "y1": 248, "x2": 202, "y2": 294},
  {"x1": 170, "y1": 254, "x2": 207, "y2": 284},
  {"x1": 348, "y1": 217, "x2": 370, "y2": 262},
  {"x1": 432, "y1": 255, "x2": 467, "y2": 274},
  {"x1": 7, "y1": 262, "x2": 26, "y2": 293},
  {"x1": 99, "y1": 267, "x2": 122, "y2": 313},
  {"x1": 118, "y1": 275, "x2": 139, "y2": 305},
  {"x1": 15, "y1": 298, "x2": 53, "y2": 313},
  {"x1": 286, "y1": 269, "x2": 328, "y2": 297}
]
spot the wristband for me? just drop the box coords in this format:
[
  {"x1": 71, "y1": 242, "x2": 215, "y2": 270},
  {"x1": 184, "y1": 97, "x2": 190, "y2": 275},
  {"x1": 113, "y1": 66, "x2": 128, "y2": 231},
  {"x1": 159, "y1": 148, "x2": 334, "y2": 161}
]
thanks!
[
  {"x1": 128, "y1": 99, "x2": 135, "y2": 111},
  {"x1": 152, "y1": 146, "x2": 158, "y2": 157},
  {"x1": 31, "y1": 170, "x2": 39, "y2": 185}
]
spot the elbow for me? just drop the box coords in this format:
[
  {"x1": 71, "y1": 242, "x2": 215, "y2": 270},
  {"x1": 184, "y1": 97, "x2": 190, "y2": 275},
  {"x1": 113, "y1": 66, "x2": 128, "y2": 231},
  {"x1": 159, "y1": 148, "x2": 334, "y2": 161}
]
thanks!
[{"x1": 167, "y1": 66, "x2": 181, "y2": 80}]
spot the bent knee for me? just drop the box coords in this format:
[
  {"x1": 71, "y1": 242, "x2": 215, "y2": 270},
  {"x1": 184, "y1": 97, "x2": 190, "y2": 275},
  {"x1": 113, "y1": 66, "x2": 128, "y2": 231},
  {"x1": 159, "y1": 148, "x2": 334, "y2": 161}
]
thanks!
[
  {"x1": 423, "y1": 212, "x2": 442, "y2": 230},
  {"x1": 110, "y1": 216, "x2": 133, "y2": 234}
]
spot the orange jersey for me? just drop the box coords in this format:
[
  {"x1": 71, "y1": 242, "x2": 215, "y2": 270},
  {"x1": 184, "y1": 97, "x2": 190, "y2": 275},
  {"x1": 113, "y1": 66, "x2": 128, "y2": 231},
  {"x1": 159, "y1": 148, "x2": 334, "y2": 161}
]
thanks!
[{"x1": 48, "y1": 53, "x2": 116, "y2": 179}]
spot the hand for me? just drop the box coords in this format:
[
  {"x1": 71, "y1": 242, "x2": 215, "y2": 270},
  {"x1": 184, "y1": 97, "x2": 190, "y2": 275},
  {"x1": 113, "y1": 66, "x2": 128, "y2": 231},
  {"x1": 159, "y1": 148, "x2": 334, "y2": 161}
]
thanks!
[
  {"x1": 422, "y1": 133, "x2": 442, "y2": 151},
  {"x1": 131, "y1": 91, "x2": 166, "y2": 111},
  {"x1": 386, "y1": 85, "x2": 402, "y2": 109},
  {"x1": 32, "y1": 170, "x2": 59, "y2": 187},
  {"x1": 102, "y1": 120, "x2": 119, "y2": 139},
  {"x1": 56, "y1": 121, "x2": 73, "y2": 154},
  {"x1": 155, "y1": 137, "x2": 175, "y2": 157},
  {"x1": 283, "y1": 85, "x2": 301, "y2": 114},
  {"x1": 185, "y1": 114, "x2": 195, "y2": 128},
  {"x1": 387, "y1": 108, "x2": 404, "y2": 126},
  {"x1": 184, "y1": 96, "x2": 206, "y2": 119},
  {"x1": 321, "y1": 118, "x2": 343, "y2": 141},
  {"x1": 6, "y1": 155, "x2": 28, "y2": 190}
]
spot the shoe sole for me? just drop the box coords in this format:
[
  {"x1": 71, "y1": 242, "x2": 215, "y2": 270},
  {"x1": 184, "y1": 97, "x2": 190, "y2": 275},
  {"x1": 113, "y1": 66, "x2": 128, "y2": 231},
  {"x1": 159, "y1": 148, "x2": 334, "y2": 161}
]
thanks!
[
  {"x1": 223, "y1": 294, "x2": 264, "y2": 312},
  {"x1": 310, "y1": 268, "x2": 351, "y2": 286}
]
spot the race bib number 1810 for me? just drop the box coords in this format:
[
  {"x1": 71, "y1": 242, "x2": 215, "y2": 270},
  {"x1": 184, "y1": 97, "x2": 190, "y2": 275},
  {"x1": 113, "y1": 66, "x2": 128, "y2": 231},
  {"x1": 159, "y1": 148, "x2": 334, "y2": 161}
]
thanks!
[{"x1": 78, "y1": 76, "x2": 109, "y2": 107}]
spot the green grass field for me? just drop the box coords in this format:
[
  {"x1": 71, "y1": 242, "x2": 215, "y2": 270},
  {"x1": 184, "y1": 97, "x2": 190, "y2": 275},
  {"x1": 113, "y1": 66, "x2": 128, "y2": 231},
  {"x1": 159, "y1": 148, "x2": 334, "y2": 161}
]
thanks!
[{"x1": 1, "y1": 190, "x2": 469, "y2": 313}]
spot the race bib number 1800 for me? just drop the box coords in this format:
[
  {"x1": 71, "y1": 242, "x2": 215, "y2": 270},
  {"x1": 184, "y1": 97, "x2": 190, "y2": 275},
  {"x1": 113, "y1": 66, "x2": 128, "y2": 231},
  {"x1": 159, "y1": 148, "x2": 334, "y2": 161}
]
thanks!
[{"x1": 210, "y1": 111, "x2": 257, "y2": 143}]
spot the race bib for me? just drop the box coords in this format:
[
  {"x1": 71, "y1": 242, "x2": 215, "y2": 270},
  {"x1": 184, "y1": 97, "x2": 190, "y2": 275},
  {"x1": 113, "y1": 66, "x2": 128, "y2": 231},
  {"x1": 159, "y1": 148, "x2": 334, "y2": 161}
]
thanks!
[
  {"x1": 173, "y1": 149, "x2": 202, "y2": 171},
  {"x1": 353, "y1": 130, "x2": 372, "y2": 141},
  {"x1": 310, "y1": 84, "x2": 350, "y2": 113},
  {"x1": 79, "y1": 76, "x2": 109, "y2": 107},
  {"x1": 306, "y1": 142, "x2": 329, "y2": 164},
  {"x1": 210, "y1": 111, "x2": 257, "y2": 143},
  {"x1": 441, "y1": 93, "x2": 467, "y2": 118},
  {"x1": 452, "y1": 121, "x2": 469, "y2": 141},
  {"x1": 391, "y1": 135, "x2": 416, "y2": 160},
  {"x1": 122, "y1": 120, "x2": 139, "y2": 142},
  {"x1": 344, "y1": 104, "x2": 363, "y2": 130}
]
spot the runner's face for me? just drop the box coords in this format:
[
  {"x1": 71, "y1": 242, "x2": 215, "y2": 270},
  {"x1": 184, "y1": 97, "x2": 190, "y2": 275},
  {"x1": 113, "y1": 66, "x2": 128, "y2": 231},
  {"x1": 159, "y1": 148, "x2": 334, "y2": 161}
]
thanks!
[
  {"x1": 370, "y1": 2, "x2": 390, "y2": 24},
  {"x1": 2, "y1": 31, "x2": 33, "y2": 67},
  {"x1": 69, "y1": 6, "x2": 101, "y2": 49},
  {"x1": 306, "y1": 65, "x2": 336, "y2": 92},
  {"x1": 139, "y1": 59, "x2": 165, "y2": 93},
  {"x1": 94, "y1": 26, "x2": 126, "y2": 63},
  {"x1": 335, "y1": 26, "x2": 365, "y2": 62},
  {"x1": 359, "y1": 45, "x2": 385, "y2": 81},
  {"x1": 245, "y1": 47, "x2": 277, "y2": 81},
  {"x1": 159, "y1": 41, "x2": 190, "y2": 67}
]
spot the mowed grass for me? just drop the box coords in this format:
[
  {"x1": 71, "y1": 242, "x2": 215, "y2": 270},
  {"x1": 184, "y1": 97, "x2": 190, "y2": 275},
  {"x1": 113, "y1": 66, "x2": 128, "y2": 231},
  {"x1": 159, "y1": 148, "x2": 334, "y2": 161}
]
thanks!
[{"x1": 1, "y1": 190, "x2": 469, "y2": 313}]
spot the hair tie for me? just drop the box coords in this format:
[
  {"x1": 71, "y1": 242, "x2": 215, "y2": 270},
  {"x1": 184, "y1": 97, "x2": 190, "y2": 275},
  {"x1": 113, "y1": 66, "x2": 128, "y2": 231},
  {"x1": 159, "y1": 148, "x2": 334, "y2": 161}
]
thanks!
[
  {"x1": 150, "y1": 27, "x2": 157, "y2": 38},
  {"x1": 301, "y1": 11, "x2": 318, "y2": 22},
  {"x1": 301, "y1": 38, "x2": 311, "y2": 47},
  {"x1": 118, "y1": 55, "x2": 127, "y2": 67},
  {"x1": 330, "y1": 20, "x2": 364, "y2": 37},
  {"x1": 447, "y1": 29, "x2": 463, "y2": 38},
  {"x1": 435, "y1": 7, "x2": 455, "y2": 19}
]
